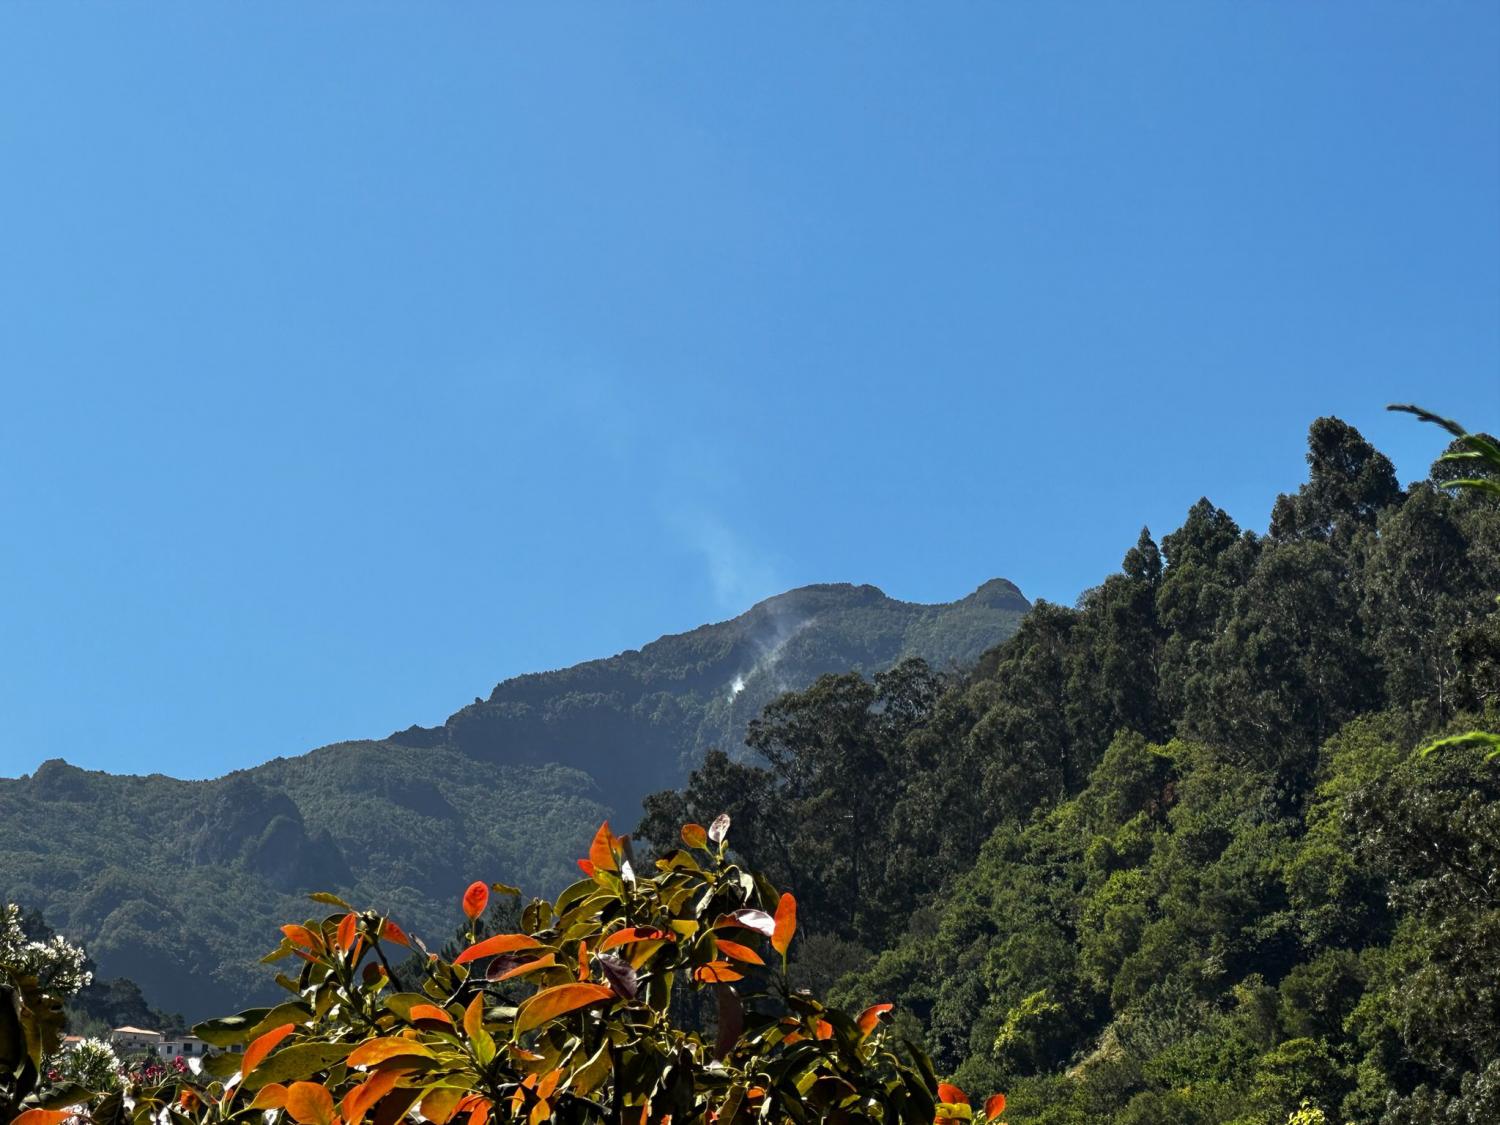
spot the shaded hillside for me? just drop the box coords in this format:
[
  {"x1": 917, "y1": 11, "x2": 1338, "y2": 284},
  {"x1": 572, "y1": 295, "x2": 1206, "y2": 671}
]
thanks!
[
  {"x1": 390, "y1": 578, "x2": 1029, "y2": 815},
  {"x1": 0, "y1": 578, "x2": 1026, "y2": 1019},
  {"x1": 0, "y1": 747, "x2": 610, "y2": 1019}
]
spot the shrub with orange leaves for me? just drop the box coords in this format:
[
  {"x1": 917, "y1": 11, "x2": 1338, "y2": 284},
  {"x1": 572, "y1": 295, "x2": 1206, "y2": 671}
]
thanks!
[{"x1": 53, "y1": 819, "x2": 1006, "y2": 1124}]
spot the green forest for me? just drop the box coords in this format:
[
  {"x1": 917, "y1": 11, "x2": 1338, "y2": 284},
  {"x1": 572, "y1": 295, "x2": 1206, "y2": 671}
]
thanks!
[
  {"x1": 638, "y1": 411, "x2": 1500, "y2": 1122},
  {"x1": 3, "y1": 408, "x2": 1497, "y2": 1125}
]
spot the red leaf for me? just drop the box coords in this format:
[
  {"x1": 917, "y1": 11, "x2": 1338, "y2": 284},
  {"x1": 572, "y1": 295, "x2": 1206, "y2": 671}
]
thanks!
[
  {"x1": 937, "y1": 1083, "x2": 969, "y2": 1106},
  {"x1": 857, "y1": 1002, "x2": 893, "y2": 1037},
  {"x1": 462, "y1": 881, "x2": 489, "y2": 921},
  {"x1": 336, "y1": 913, "x2": 359, "y2": 952},
  {"x1": 380, "y1": 919, "x2": 410, "y2": 947},
  {"x1": 454, "y1": 933, "x2": 547, "y2": 965},
  {"x1": 714, "y1": 938, "x2": 765, "y2": 965},
  {"x1": 577, "y1": 858, "x2": 597, "y2": 877},
  {"x1": 772, "y1": 893, "x2": 797, "y2": 956},
  {"x1": 984, "y1": 1093, "x2": 1007, "y2": 1121}
]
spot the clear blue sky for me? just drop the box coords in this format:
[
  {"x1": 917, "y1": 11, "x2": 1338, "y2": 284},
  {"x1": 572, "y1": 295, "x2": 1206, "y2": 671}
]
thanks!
[{"x1": 1, "y1": 4, "x2": 1496, "y2": 780}]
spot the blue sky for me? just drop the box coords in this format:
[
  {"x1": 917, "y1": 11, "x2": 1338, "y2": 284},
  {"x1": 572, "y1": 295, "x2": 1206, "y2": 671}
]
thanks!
[{"x1": 0, "y1": 4, "x2": 1496, "y2": 780}]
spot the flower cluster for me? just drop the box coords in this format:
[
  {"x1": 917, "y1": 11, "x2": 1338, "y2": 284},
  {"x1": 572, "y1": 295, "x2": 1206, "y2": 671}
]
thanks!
[
  {"x1": 0, "y1": 904, "x2": 92, "y2": 998},
  {"x1": 52, "y1": 1037, "x2": 122, "y2": 1093}
]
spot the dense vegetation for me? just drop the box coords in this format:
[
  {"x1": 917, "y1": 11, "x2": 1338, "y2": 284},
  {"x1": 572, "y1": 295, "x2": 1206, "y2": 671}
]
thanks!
[
  {"x1": 0, "y1": 583, "x2": 1024, "y2": 1020},
  {"x1": 640, "y1": 414, "x2": 1500, "y2": 1123},
  {"x1": 3, "y1": 819, "x2": 1008, "y2": 1125}
]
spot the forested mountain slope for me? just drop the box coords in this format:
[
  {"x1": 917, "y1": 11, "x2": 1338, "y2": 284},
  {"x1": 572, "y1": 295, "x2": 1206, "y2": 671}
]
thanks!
[
  {"x1": 641, "y1": 416, "x2": 1500, "y2": 1124},
  {"x1": 0, "y1": 580, "x2": 1026, "y2": 1020}
]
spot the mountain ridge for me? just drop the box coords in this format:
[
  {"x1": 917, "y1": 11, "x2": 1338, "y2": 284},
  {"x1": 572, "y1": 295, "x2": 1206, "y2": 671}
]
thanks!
[{"x1": 0, "y1": 577, "x2": 1027, "y2": 1018}]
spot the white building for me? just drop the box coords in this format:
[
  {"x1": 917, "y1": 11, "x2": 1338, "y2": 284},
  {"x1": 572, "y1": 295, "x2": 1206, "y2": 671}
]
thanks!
[{"x1": 108, "y1": 1026, "x2": 210, "y2": 1060}]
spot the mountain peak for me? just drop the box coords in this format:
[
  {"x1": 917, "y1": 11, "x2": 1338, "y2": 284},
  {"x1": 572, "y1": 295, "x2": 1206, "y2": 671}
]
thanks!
[{"x1": 959, "y1": 578, "x2": 1030, "y2": 612}]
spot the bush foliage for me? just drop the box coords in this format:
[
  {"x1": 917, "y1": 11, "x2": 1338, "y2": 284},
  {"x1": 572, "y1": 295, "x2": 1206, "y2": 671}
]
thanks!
[{"x1": 5, "y1": 819, "x2": 1006, "y2": 1125}]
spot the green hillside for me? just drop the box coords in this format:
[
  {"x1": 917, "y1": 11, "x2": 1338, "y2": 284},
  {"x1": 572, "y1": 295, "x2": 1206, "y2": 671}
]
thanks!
[
  {"x1": 639, "y1": 416, "x2": 1500, "y2": 1122},
  {"x1": 0, "y1": 579, "x2": 1026, "y2": 1020}
]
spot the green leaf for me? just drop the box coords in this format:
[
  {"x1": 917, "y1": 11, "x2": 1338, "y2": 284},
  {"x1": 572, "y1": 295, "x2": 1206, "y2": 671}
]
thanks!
[
  {"x1": 194, "y1": 1001, "x2": 311, "y2": 1047},
  {"x1": 243, "y1": 1043, "x2": 354, "y2": 1090}
]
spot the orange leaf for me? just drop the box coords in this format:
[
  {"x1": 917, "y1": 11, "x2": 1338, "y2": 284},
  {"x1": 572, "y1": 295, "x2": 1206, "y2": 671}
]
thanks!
[
  {"x1": 937, "y1": 1083, "x2": 969, "y2": 1106},
  {"x1": 342, "y1": 1070, "x2": 401, "y2": 1125},
  {"x1": 578, "y1": 939, "x2": 590, "y2": 981},
  {"x1": 984, "y1": 1093, "x2": 1007, "y2": 1121},
  {"x1": 857, "y1": 1002, "x2": 893, "y2": 1037},
  {"x1": 680, "y1": 823, "x2": 708, "y2": 849},
  {"x1": 589, "y1": 822, "x2": 619, "y2": 873},
  {"x1": 495, "y1": 954, "x2": 559, "y2": 981},
  {"x1": 408, "y1": 1003, "x2": 453, "y2": 1025},
  {"x1": 515, "y1": 982, "x2": 616, "y2": 1034},
  {"x1": 348, "y1": 1037, "x2": 436, "y2": 1067},
  {"x1": 466, "y1": 1099, "x2": 492, "y2": 1125},
  {"x1": 577, "y1": 858, "x2": 597, "y2": 877},
  {"x1": 537, "y1": 1070, "x2": 561, "y2": 1100},
  {"x1": 454, "y1": 933, "x2": 547, "y2": 965},
  {"x1": 282, "y1": 924, "x2": 321, "y2": 951},
  {"x1": 241, "y1": 1022, "x2": 296, "y2": 1082},
  {"x1": 423, "y1": 1088, "x2": 464, "y2": 1125},
  {"x1": 598, "y1": 927, "x2": 669, "y2": 952},
  {"x1": 336, "y1": 912, "x2": 359, "y2": 952},
  {"x1": 714, "y1": 939, "x2": 765, "y2": 966},
  {"x1": 692, "y1": 960, "x2": 744, "y2": 984},
  {"x1": 248, "y1": 1084, "x2": 290, "y2": 1110},
  {"x1": 462, "y1": 881, "x2": 489, "y2": 921},
  {"x1": 13, "y1": 1112, "x2": 72, "y2": 1125},
  {"x1": 815, "y1": 1019, "x2": 834, "y2": 1040},
  {"x1": 772, "y1": 893, "x2": 797, "y2": 956},
  {"x1": 380, "y1": 919, "x2": 410, "y2": 946},
  {"x1": 285, "y1": 1082, "x2": 336, "y2": 1125}
]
